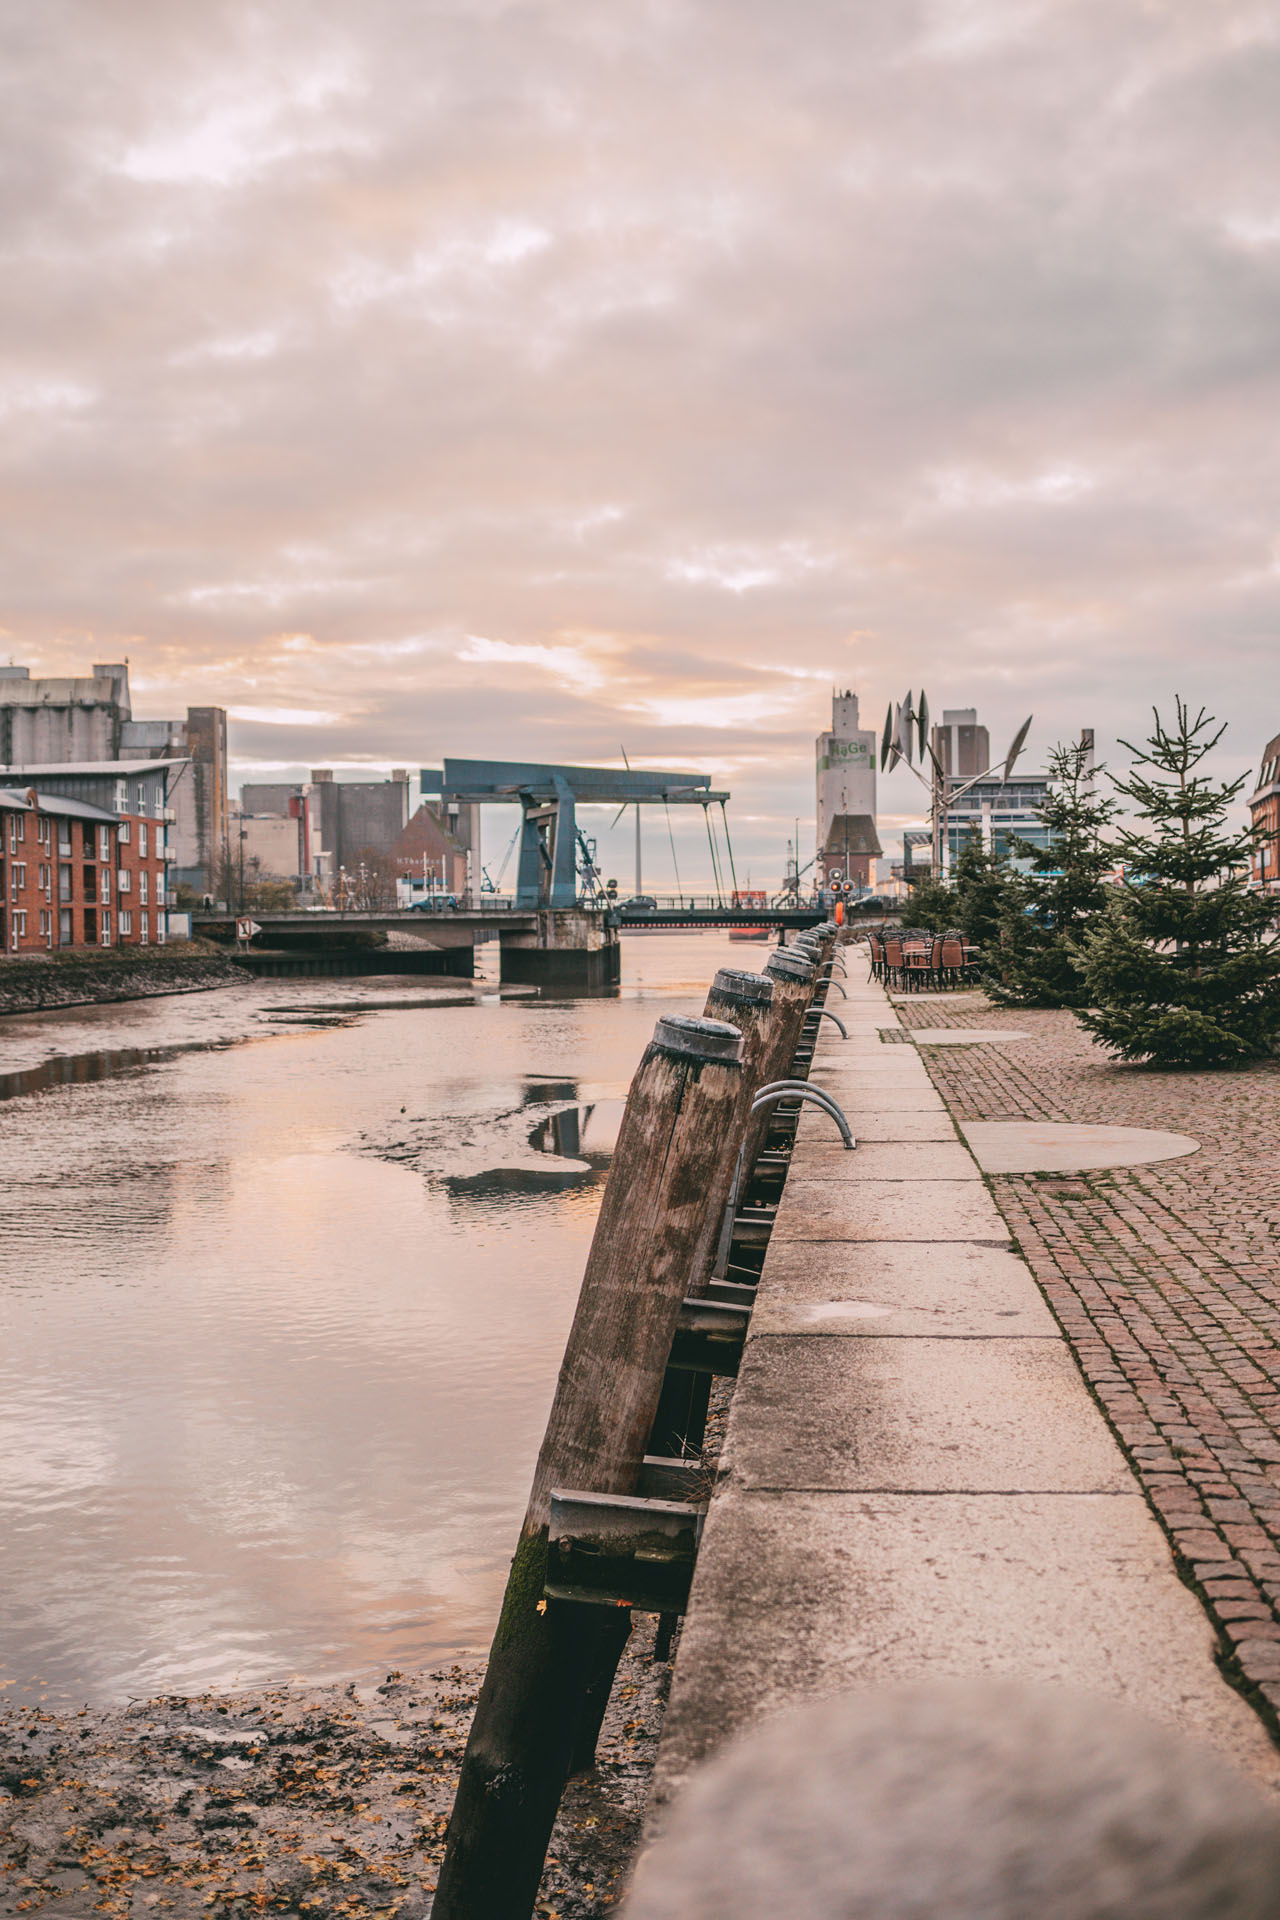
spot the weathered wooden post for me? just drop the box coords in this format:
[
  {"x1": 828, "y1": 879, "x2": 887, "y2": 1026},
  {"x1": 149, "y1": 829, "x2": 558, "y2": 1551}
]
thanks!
[
  {"x1": 735, "y1": 946, "x2": 818, "y2": 1174},
  {"x1": 647, "y1": 969, "x2": 775, "y2": 1458},
  {"x1": 432, "y1": 1013, "x2": 745, "y2": 1920}
]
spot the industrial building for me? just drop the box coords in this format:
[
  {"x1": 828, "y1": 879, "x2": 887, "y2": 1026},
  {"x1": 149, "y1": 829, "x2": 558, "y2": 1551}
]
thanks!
[
  {"x1": 815, "y1": 690, "x2": 882, "y2": 888},
  {"x1": 1251, "y1": 731, "x2": 1280, "y2": 892},
  {"x1": 0, "y1": 662, "x2": 227, "y2": 891}
]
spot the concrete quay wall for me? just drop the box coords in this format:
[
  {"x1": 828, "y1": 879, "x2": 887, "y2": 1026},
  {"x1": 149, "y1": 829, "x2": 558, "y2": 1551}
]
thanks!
[{"x1": 645, "y1": 953, "x2": 1278, "y2": 1830}]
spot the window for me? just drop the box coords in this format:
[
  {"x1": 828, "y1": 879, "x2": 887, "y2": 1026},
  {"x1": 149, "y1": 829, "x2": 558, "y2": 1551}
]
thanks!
[
  {"x1": 7, "y1": 813, "x2": 23, "y2": 848},
  {"x1": 120, "y1": 909, "x2": 133, "y2": 935},
  {"x1": 139, "y1": 822, "x2": 148, "y2": 857},
  {"x1": 39, "y1": 908, "x2": 51, "y2": 946},
  {"x1": 98, "y1": 826, "x2": 112, "y2": 861},
  {"x1": 37, "y1": 816, "x2": 51, "y2": 848},
  {"x1": 118, "y1": 867, "x2": 131, "y2": 894},
  {"x1": 59, "y1": 864, "x2": 73, "y2": 903},
  {"x1": 83, "y1": 822, "x2": 96, "y2": 857},
  {"x1": 38, "y1": 864, "x2": 48, "y2": 892},
  {"x1": 140, "y1": 870, "x2": 149, "y2": 904},
  {"x1": 100, "y1": 869, "x2": 111, "y2": 904},
  {"x1": 117, "y1": 819, "x2": 131, "y2": 844},
  {"x1": 83, "y1": 907, "x2": 97, "y2": 944},
  {"x1": 135, "y1": 783, "x2": 145, "y2": 812},
  {"x1": 11, "y1": 909, "x2": 26, "y2": 941},
  {"x1": 100, "y1": 912, "x2": 111, "y2": 946},
  {"x1": 57, "y1": 824, "x2": 72, "y2": 856},
  {"x1": 11, "y1": 863, "x2": 26, "y2": 894},
  {"x1": 59, "y1": 907, "x2": 71, "y2": 944},
  {"x1": 140, "y1": 910, "x2": 149, "y2": 945}
]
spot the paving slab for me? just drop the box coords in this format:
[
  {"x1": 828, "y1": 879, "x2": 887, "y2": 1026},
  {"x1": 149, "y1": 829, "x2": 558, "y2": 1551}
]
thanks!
[
  {"x1": 728, "y1": 1335, "x2": 1133, "y2": 1492},
  {"x1": 777, "y1": 1140, "x2": 980, "y2": 1181},
  {"x1": 961, "y1": 1119, "x2": 1201, "y2": 1173},
  {"x1": 796, "y1": 1112, "x2": 958, "y2": 1145},
  {"x1": 771, "y1": 1178, "x2": 1012, "y2": 1244},
  {"x1": 795, "y1": 1087, "x2": 949, "y2": 1117},
  {"x1": 652, "y1": 1488, "x2": 1280, "y2": 1807},
  {"x1": 750, "y1": 1240, "x2": 1058, "y2": 1337}
]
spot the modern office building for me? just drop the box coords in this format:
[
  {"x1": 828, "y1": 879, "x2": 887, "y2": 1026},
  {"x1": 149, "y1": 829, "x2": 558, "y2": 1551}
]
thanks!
[
  {"x1": 815, "y1": 690, "x2": 882, "y2": 887},
  {"x1": 929, "y1": 707, "x2": 1052, "y2": 871}
]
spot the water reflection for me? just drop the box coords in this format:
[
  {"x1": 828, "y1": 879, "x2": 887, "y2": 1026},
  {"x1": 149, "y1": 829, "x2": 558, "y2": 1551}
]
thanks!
[
  {"x1": 528, "y1": 1100, "x2": 625, "y2": 1167},
  {"x1": 0, "y1": 932, "x2": 746, "y2": 1705}
]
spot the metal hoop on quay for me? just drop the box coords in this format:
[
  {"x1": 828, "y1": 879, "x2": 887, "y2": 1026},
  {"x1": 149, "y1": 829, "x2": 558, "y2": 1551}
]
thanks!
[
  {"x1": 801, "y1": 1008, "x2": 848, "y2": 1038},
  {"x1": 749, "y1": 1081, "x2": 855, "y2": 1148}
]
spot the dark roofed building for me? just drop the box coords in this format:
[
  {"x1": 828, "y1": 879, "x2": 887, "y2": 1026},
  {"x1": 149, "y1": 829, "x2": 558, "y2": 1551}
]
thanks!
[
  {"x1": 391, "y1": 805, "x2": 468, "y2": 894},
  {"x1": 819, "y1": 812, "x2": 883, "y2": 889}
]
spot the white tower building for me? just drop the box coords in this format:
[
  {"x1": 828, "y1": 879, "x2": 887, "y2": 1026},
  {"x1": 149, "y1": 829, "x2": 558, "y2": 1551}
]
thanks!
[{"x1": 815, "y1": 689, "x2": 881, "y2": 887}]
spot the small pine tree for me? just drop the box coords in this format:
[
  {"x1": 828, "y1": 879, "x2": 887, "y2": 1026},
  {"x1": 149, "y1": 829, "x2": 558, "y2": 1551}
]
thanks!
[
  {"x1": 1075, "y1": 699, "x2": 1280, "y2": 1067},
  {"x1": 988, "y1": 740, "x2": 1118, "y2": 1008},
  {"x1": 905, "y1": 870, "x2": 957, "y2": 933},
  {"x1": 950, "y1": 835, "x2": 1014, "y2": 954}
]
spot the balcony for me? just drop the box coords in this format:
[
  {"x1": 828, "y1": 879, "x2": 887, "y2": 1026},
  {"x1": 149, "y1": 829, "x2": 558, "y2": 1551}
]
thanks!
[
  {"x1": 163, "y1": 846, "x2": 178, "y2": 863},
  {"x1": 161, "y1": 807, "x2": 177, "y2": 823}
]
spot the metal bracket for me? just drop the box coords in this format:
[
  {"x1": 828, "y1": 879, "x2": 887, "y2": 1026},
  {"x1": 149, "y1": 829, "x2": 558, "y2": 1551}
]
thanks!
[
  {"x1": 546, "y1": 1488, "x2": 706, "y2": 1611},
  {"x1": 669, "y1": 1295, "x2": 752, "y2": 1375}
]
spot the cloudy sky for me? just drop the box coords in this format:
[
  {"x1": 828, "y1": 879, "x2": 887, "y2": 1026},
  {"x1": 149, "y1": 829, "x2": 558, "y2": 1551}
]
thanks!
[{"x1": 3, "y1": 0, "x2": 1278, "y2": 885}]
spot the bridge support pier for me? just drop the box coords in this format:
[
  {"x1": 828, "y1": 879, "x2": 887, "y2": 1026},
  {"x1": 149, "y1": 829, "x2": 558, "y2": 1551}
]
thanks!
[{"x1": 499, "y1": 909, "x2": 621, "y2": 991}]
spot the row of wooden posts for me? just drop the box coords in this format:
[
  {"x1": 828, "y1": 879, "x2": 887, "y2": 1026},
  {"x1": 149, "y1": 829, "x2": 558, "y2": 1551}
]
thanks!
[{"x1": 432, "y1": 922, "x2": 851, "y2": 1919}]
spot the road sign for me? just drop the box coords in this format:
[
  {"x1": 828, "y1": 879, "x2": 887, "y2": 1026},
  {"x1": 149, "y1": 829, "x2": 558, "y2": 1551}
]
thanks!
[{"x1": 236, "y1": 918, "x2": 261, "y2": 942}]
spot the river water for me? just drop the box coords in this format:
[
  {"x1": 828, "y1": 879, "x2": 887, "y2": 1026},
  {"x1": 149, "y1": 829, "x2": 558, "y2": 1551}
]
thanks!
[{"x1": 0, "y1": 931, "x2": 752, "y2": 1707}]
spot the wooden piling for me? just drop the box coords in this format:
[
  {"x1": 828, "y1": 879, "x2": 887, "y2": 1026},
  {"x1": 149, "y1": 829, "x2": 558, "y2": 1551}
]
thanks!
[
  {"x1": 648, "y1": 969, "x2": 775, "y2": 1457},
  {"x1": 432, "y1": 1013, "x2": 745, "y2": 1920}
]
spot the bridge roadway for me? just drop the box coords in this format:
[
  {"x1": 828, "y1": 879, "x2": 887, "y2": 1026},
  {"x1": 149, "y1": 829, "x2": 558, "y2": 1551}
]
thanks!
[{"x1": 192, "y1": 903, "x2": 830, "y2": 937}]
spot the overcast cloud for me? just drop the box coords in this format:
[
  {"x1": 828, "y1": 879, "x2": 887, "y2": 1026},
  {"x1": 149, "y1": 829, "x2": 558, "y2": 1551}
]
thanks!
[{"x1": 3, "y1": 0, "x2": 1278, "y2": 881}]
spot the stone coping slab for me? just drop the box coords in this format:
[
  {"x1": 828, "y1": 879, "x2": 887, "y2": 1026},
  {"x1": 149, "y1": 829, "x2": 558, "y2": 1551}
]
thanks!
[
  {"x1": 651, "y1": 1489, "x2": 1280, "y2": 1809},
  {"x1": 797, "y1": 1086, "x2": 948, "y2": 1114},
  {"x1": 775, "y1": 1140, "x2": 980, "y2": 1182},
  {"x1": 771, "y1": 1178, "x2": 1012, "y2": 1244},
  {"x1": 961, "y1": 1120, "x2": 1201, "y2": 1173},
  {"x1": 728, "y1": 1335, "x2": 1134, "y2": 1494},
  {"x1": 795, "y1": 1113, "x2": 958, "y2": 1145},
  {"x1": 750, "y1": 1240, "x2": 1058, "y2": 1338}
]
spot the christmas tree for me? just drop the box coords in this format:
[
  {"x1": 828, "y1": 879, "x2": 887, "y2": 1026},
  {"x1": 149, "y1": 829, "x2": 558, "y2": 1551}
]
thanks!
[
  {"x1": 988, "y1": 739, "x2": 1117, "y2": 1008},
  {"x1": 905, "y1": 869, "x2": 956, "y2": 933},
  {"x1": 1075, "y1": 700, "x2": 1280, "y2": 1067},
  {"x1": 949, "y1": 836, "x2": 1014, "y2": 955}
]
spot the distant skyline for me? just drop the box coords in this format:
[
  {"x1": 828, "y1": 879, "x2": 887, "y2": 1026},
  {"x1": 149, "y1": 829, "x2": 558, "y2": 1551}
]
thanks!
[{"x1": 3, "y1": 2, "x2": 1276, "y2": 886}]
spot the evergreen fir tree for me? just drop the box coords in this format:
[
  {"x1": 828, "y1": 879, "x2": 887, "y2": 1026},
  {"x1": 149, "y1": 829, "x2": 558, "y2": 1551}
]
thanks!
[
  {"x1": 949, "y1": 835, "x2": 1014, "y2": 955},
  {"x1": 1075, "y1": 699, "x2": 1280, "y2": 1068},
  {"x1": 987, "y1": 739, "x2": 1117, "y2": 1008},
  {"x1": 905, "y1": 870, "x2": 956, "y2": 933}
]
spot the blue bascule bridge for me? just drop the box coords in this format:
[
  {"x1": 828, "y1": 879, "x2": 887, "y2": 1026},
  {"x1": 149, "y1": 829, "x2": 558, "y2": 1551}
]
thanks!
[{"x1": 421, "y1": 757, "x2": 729, "y2": 912}]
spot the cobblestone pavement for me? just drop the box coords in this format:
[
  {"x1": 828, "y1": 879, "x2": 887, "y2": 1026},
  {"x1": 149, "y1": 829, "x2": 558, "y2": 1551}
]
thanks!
[{"x1": 894, "y1": 988, "x2": 1280, "y2": 1735}]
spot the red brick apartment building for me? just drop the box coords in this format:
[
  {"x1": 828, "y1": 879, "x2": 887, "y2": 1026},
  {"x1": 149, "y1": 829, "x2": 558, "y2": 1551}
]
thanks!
[
  {"x1": 1252, "y1": 733, "x2": 1280, "y2": 892},
  {"x1": 1, "y1": 786, "x2": 172, "y2": 955}
]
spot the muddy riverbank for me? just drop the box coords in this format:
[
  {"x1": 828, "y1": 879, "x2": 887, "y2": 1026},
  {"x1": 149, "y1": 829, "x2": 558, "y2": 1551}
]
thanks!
[
  {"x1": 0, "y1": 946, "x2": 244, "y2": 1018},
  {"x1": 0, "y1": 1616, "x2": 672, "y2": 1919}
]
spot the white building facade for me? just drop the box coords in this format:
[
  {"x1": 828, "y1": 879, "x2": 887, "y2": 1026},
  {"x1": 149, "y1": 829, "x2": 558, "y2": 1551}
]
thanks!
[{"x1": 815, "y1": 690, "x2": 881, "y2": 887}]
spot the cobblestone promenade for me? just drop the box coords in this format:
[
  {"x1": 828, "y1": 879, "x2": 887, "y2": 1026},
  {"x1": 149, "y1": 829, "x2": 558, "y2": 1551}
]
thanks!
[{"x1": 896, "y1": 989, "x2": 1280, "y2": 1732}]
